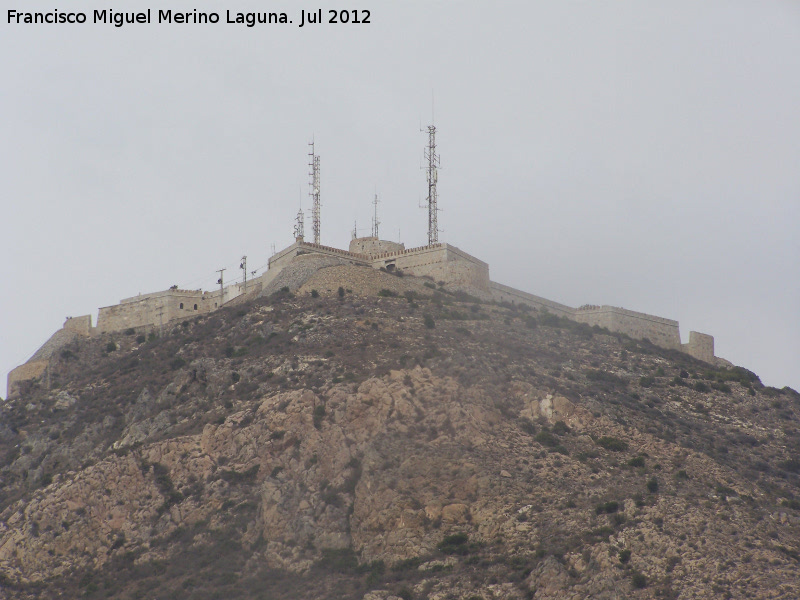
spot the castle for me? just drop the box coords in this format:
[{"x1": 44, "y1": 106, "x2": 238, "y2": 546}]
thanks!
[
  {"x1": 6, "y1": 230, "x2": 720, "y2": 399},
  {"x1": 6, "y1": 133, "x2": 722, "y2": 398}
]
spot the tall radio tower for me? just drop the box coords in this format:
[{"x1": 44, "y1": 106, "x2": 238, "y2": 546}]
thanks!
[
  {"x1": 423, "y1": 124, "x2": 440, "y2": 245},
  {"x1": 308, "y1": 140, "x2": 321, "y2": 244},
  {"x1": 371, "y1": 193, "x2": 380, "y2": 238}
]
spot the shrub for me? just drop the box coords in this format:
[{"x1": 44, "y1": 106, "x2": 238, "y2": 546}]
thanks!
[
  {"x1": 397, "y1": 588, "x2": 414, "y2": 600},
  {"x1": 552, "y1": 421, "x2": 570, "y2": 435},
  {"x1": 631, "y1": 571, "x2": 648, "y2": 589},
  {"x1": 170, "y1": 357, "x2": 186, "y2": 371},
  {"x1": 124, "y1": 328, "x2": 135, "y2": 336},
  {"x1": 313, "y1": 405, "x2": 326, "y2": 429},
  {"x1": 136, "y1": 334, "x2": 146, "y2": 344},
  {"x1": 311, "y1": 289, "x2": 319, "y2": 298},
  {"x1": 438, "y1": 532, "x2": 470, "y2": 555},
  {"x1": 627, "y1": 456, "x2": 646, "y2": 468},
  {"x1": 378, "y1": 289, "x2": 398, "y2": 298},
  {"x1": 586, "y1": 370, "x2": 627, "y2": 387},
  {"x1": 338, "y1": 286, "x2": 345, "y2": 298},
  {"x1": 646, "y1": 477, "x2": 659, "y2": 493},
  {"x1": 106, "y1": 341, "x2": 117, "y2": 353},
  {"x1": 535, "y1": 431, "x2": 559, "y2": 448},
  {"x1": 423, "y1": 314, "x2": 436, "y2": 329},
  {"x1": 596, "y1": 437, "x2": 629, "y2": 452},
  {"x1": 639, "y1": 376, "x2": 655, "y2": 388},
  {"x1": 596, "y1": 501, "x2": 619, "y2": 514},
  {"x1": 619, "y1": 549, "x2": 631, "y2": 564},
  {"x1": 694, "y1": 381, "x2": 711, "y2": 393}
]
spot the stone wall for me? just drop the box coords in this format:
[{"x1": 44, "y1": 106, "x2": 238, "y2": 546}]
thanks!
[
  {"x1": 683, "y1": 331, "x2": 715, "y2": 363},
  {"x1": 63, "y1": 315, "x2": 92, "y2": 336},
  {"x1": 97, "y1": 289, "x2": 222, "y2": 334},
  {"x1": 490, "y1": 282, "x2": 575, "y2": 317},
  {"x1": 261, "y1": 254, "x2": 359, "y2": 296},
  {"x1": 371, "y1": 244, "x2": 491, "y2": 291},
  {"x1": 7, "y1": 361, "x2": 48, "y2": 399},
  {"x1": 349, "y1": 237, "x2": 404, "y2": 256},
  {"x1": 573, "y1": 305, "x2": 682, "y2": 349}
]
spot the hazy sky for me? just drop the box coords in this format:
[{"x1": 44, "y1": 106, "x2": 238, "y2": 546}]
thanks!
[{"x1": 2, "y1": 1, "x2": 798, "y2": 397}]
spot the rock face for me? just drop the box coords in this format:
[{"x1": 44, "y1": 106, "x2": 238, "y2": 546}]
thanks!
[{"x1": 1, "y1": 278, "x2": 799, "y2": 600}]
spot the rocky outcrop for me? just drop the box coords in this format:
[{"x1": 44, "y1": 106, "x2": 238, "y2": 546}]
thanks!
[{"x1": 0, "y1": 291, "x2": 797, "y2": 599}]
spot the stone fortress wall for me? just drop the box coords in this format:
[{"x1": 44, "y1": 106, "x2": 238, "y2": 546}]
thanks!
[{"x1": 6, "y1": 234, "x2": 720, "y2": 398}]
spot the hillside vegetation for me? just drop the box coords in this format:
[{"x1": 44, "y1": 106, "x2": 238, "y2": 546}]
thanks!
[{"x1": 1, "y1": 269, "x2": 799, "y2": 599}]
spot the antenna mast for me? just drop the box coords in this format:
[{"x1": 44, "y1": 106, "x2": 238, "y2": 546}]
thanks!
[
  {"x1": 240, "y1": 256, "x2": 247, "y2": 292},
  {"x1": 308, "y1": 140, "x2": 321, "y2": 244},
  {"x1": 372, "y1": 193, "x2": 380, "y2": 238},
  {"x1": 423, "y1": 124, "x2": 440, "y2": 245},
  {"x1": 294, "y1": 208, "x2": 305, "y2": 241}
]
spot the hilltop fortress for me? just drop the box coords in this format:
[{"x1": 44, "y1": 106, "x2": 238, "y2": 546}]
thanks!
[
  {"x1": 6, "y1": 132, "x2": 723, "y2": 398},
  {"x1": 6, "y1": 232, "x2": 721, "y2": 399}
]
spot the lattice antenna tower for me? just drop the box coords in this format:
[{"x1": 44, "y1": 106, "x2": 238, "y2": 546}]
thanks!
[
  {"x1": 423, "y1": 124, "x2": 440, "y2": 245},
  {"x1": 308, "y1": 140, "x2": 321, "y2": 244},
  {"x1": 372, "y1": 192, "x2": 380, "y2": 238},
  {"x1": 294, "y1": 208, "x2": 305, "y2": 240}
]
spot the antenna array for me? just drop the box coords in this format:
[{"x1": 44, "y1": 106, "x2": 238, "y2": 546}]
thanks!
[
  {"x1": 294, "y1": 208, "x2": 305, "y2": 240},
  {"x1": 423, "y1": 125, "x2": 440, "y2": 245},
  {"x1": 371, "y1": 193, "x2": 380, "y2": 239},
  {"x1": 308, "y1": 140, "x2": 321, "y2": 244}
]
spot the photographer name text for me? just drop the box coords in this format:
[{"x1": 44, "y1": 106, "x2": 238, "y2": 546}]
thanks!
[{"x1": 7, "y1": 8, "x2": 371, "y2": 28}]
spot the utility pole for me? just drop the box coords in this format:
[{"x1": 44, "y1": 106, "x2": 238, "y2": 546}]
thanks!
[
  {"x1": 217, "y1": 268, "x2": 226, "y2": 306},
  {"x1": 423, "y1": 124, "x2": 440, "y2": 245},
  {"x1": 240, "y1": 256, "x2": 247, "y2": 292},
  {"x1": 372, "y1": 192, "x2": 380, "y2": 238},
  {"x1": 308, "y1": 139, "x2": 321, "y2": 244}
]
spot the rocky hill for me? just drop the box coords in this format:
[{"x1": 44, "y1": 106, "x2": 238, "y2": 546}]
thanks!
[{"x1": 1, "y1": 267, "x2": 799, "y2": 600}]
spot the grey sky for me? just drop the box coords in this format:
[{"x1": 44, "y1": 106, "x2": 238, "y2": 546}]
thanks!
[{"x1": 2, "y1": 1, "x2": 798, "y2": 396}]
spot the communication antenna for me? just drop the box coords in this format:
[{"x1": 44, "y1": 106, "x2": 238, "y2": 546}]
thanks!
[
  {"x1": 308, "y1": 139, "x2": 321, "y2": 244},
  {"x1": 422, "y1": 123, "x2": 441, "y2": 245},
  {"x1": 240, "y1": 256, "x2": 247, "y2": 291},
  {"x1": 270, "y1": 243, "x2": 276, "y2": 256},
  {"x1": 371, "y1": 192, "x2": 380, "y2": 238},
  {"x1": 294, "y1": 208, "x2": 305, "y2": 241},
  {"x1": 352, "y1": 220, "x2": 358, "y2": 240},
  {"x1": 216, "y1": 268, "x2": 226, "y2": 306}
]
